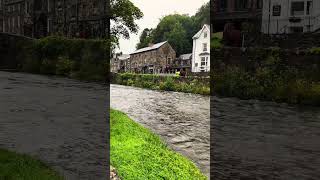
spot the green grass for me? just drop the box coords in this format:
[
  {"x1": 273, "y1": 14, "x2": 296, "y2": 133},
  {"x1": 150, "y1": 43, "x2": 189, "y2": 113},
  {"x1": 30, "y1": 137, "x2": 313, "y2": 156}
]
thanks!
[
  {"x1": 0, "y1": 148, "x2": 63, "y2": 180},
  {"x1": 110, "y1": 109, "x2": 207, "y2": 180}
]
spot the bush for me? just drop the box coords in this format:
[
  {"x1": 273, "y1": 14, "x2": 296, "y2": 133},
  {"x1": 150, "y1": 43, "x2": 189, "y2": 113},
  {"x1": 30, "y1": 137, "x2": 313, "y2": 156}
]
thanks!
[
  {"x1": 112, "y1": 73, "x2": 210, "y2": 95},
  {"x1": 19, "y1": 36, "x2": 109, "y2": 82},
  {"x1": 55, "y1": 57, "x2": 74, "y2": 76}
]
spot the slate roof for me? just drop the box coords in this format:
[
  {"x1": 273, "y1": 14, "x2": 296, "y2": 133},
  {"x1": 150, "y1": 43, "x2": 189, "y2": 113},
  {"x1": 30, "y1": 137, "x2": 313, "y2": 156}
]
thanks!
[
  {"x1": 118, "y1": 54, "x2": 130, "y2": 60},
  {"x1": 179, "y1": 53, "x2": 192, "y2": 60},
  {"x1": 130, "y1": 41, "x2": 167, "y2": 55}
]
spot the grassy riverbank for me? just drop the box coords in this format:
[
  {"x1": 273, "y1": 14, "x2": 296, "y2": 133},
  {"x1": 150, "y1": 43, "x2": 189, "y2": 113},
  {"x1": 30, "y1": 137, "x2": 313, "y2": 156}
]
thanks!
[
  {"x1": 112, "y1": 73, "x2": 210, "y2": 95},
  {"x1": 0, "y1": 148, "x2": 63, "y2": 180},
  {"x1": 110, "y1": 109, "x2": 207, "y2": 179},
  {"x1": 212, "y1": 47, "x2": 320, "y2": 106}
]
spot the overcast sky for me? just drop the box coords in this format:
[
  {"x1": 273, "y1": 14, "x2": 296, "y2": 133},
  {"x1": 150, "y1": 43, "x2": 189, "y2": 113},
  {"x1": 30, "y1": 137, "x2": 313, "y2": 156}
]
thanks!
[{"x1": 116, "y1": 0, "x2": 209, "y2": 54}]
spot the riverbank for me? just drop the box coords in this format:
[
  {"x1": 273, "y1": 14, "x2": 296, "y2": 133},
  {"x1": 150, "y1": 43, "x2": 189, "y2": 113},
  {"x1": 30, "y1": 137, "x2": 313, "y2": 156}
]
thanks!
[
  {"x1": 0, "y1": 148, "x2": 63, "y2": 180},
  {"x1": 111, "y1": 73, "x2": 210, "y2": 95},
  {"x1": 212, "y1": 47, "x2": 320, "y2": 106},
  {"x1": 0, "y1": 35, "x2": 109, "y2": 83},
  {"x1": 110, "y1": 84, "x2": 210, "y2": 176},
  {"x1": 110, "y1": 109, "x2": 207, "y2": 179}
]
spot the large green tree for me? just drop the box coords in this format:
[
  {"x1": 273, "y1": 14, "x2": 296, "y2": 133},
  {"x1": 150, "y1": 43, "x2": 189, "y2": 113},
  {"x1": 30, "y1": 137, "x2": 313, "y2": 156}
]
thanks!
[
  {"x1": 136, "y1": 28, "x2": 154, "y2": 49},
  {"x1": 151, "y1": 14, "x2": 196, "y2": 56},
  {"x1": 193, "y1": 2, "x2": 210, "y2": 28}
]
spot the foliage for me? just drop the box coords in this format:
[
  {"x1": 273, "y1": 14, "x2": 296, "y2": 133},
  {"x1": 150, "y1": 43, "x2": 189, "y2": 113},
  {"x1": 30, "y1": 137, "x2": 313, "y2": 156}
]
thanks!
[
  {"x1": 20, "y1": 36, "x2": 109, "y2": 82},
  {"x1": 212, "y1": 49, "x2": 320, "y2": 105},
  {"x1": 212, "y1": 32, "x2": 223, "y2": 49},
  {"x1": 110, "y1": 109, "x2": 207, "y2": 180},
  {"x1": 135, "y1": 2, "x2": 209, "y2": 55},
  {"x1": 112, "y1": 73, "x2": 210, "y2": 95},
  {"x1": 309, "y1": 47, "x2": 320, "y2": 55},
  {"x1": 193, "y1": 2, "x2": 210, "y2": 28},
  {"x1": 0, "y1": 148, "x2": 63, "y2": 180},
  {"x1": 136, "y1": 28, "x2": 154, "y2": 49},
  {"x1": 110, "y1": 0, "x2": 143, "y2": 40}
]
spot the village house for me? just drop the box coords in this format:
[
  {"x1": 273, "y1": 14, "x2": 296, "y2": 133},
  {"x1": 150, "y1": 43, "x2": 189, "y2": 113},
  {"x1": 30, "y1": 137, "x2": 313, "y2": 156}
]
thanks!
[
  {"x1": 213, "y1": 0, "x2": 263, "y2": 32},
  {"x1": 110, "y1": 53, "x2": 130, "y2": 73},
  {"x1": 129, "y1": 41, "x2": 176, "y2": 74},
  {"x1": 172, "y1": 53, "x2": 192, "y2": 74},
  {"x1": 0, "y1": 0, "x2": 107, "y2": 38},
  {"x1": 261, "y1": 0, "x2": 320, "y2": 34},
  {"x1": 192, "y1": 24, "x2": 210, "y2": 73}
]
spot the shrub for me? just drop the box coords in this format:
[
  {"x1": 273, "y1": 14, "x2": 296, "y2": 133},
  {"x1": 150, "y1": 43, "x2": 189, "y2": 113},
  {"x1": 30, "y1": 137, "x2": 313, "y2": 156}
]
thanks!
[
  {"x1": 112, "y1": 73, "x2": 210, "y2": 95},
  {"x1": 55, "y1": 57, "x2": 74, "y2": 76}
]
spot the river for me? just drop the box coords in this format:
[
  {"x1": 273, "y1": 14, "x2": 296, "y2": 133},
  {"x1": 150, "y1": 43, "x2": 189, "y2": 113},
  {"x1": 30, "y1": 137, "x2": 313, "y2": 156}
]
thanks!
[
  {"x1": 212, "y1": 97, "x2": 320, "y2": 180},
  {"x1": 110, "y1": 84, "x2": 211, "y2": 177}
]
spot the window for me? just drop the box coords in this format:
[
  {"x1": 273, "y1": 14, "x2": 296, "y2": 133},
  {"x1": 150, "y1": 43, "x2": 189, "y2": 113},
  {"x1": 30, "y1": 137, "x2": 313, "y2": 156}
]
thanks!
[
  {"x1": 290, "y1": 26, "x2": 303, "y2": 33},
  {"x1": 273, "y1": 5, "x2": 281, "y2": 16},
  {"x1": 291, "y1": 2, "x2": 305, "y2": 16},
  {"x1": 195, "y1": 63, "x2": 198, "y2": 67},
  {"x1": 307, "y1": 1, "x2": 313, "y2": 15},
  {"x1": 201, "y1": 57, "x2": 206, "y2": 66},
  {"x1": 235, "y1": 0, "x2": 248, "y2": 11},
  {"x1": 204, "y1": 31, "x2": 207, "y2": 38},
  {"x1": 220, "y1": 0, "x2": 227, "y2": 11},
  {"x1": 167, "y1": 58, "x2": 171, "y2": 64},
  {"x1": 203, "y1": 43, "x2": 207, "y2": 52}
]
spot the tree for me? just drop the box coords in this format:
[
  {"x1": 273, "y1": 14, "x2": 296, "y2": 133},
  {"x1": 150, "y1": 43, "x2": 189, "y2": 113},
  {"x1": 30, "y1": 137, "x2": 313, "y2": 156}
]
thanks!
[
  {"x1": 110, "y1": 0, "x2": 143, "y2": 47},
  {"x1": 151, "y1": 14, "x2": 196, "y2": 56},
  {"x1": 134, "y1": 2, "x2": 209, "y2": 56},
  {"x1": 136, "y1": 28, "x2": 153, "y2": 49},
  {"x1": 193, "y1": 2, "x2": 210, "y2": 28}
]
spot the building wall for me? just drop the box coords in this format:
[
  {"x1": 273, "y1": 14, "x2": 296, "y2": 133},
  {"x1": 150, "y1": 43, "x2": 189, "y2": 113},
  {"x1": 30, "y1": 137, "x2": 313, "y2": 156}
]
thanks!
[
  {"x1": 129, "y1": 43, "x2": 176, "y2": 74},
  {"x1": 0, "y1": 0, "x2": 107, "y2": 38},
  {"x1": 261, "y1": 0, "x2": 320, "y2": 34},
  {"x1": 215, "y1": 0, "x2": 263, "y2": 13},
  {"x1": 192, "y1": 25, "x2": 210, "y2": 72}
]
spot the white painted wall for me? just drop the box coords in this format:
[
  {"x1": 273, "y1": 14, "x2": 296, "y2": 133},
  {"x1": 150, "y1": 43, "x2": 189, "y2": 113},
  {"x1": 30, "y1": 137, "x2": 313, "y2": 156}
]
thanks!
[
  {"x1": 261, "y1": 0, "x2": 320, "y2": 34},
  {"x1": 192, "y1": 24, "x2": 210, "y2": 72}
]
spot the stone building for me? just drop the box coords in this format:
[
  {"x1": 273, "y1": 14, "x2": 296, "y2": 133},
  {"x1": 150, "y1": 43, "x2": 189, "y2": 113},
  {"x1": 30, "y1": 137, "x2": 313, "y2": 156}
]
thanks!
[
  {"x1": 110, "y1": 53, "x2": 130, "y2": 73},
  {"x1": 213, "y1": 0, "x2": 263, "y2": 32},
  {"x1": 129, "y1": 41, "x2": 176, "y2": 74},
  {"x1": 172, "y1": 53, "x2": 192, "y2": 74},
  {"x1": 0, "y1": 0, "x2": 107, "y2": 38}
]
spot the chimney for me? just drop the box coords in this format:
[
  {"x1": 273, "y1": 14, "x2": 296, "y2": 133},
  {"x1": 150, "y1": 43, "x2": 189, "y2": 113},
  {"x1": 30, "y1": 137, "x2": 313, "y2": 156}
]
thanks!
[{"x1": 148, "y1": 43, "x2": 154, "y2": 47}]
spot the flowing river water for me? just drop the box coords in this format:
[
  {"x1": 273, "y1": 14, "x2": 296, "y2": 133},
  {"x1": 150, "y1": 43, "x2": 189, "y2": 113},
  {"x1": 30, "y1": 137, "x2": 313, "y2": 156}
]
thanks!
[
  {"x1": 110, "y1": 84, "x2": 211, "y2": 177},
  {"x1": 0, "y1": 72, "x2": 108, "y2": 180},
  {"x1": 212, "y1": 97, "x2": 320, "y2": 180},
  {"x1": 1, "y1": 71, "x2": 319, "y2": 180},
  {"x1": 112, "y1": 84, "x2": 320, "y2": 180}
]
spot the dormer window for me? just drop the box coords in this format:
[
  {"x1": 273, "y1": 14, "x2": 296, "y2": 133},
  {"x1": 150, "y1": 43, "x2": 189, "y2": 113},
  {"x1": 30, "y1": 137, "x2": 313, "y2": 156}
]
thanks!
[{"x1": 204, "y1": 31, "x2": 207, "y2": 38}]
